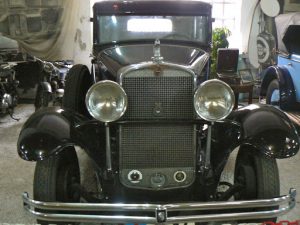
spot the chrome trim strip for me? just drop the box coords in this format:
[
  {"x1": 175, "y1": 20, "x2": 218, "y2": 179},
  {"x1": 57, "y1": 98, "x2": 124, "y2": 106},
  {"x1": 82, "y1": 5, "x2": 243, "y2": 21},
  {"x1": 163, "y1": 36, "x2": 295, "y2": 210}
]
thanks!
[
  {"x1": 117, "y1": 61, "x2": 196, "y2": 88},
  {"x1": 92, "y1": 63, "x2": 96, "y2": 83},
  {"x1": 23, "y1": 189, "x2": 296, "y2": 223},
  {"x1": 24, "y1": 207, "x2": 157, "y2": 224},
  {"x1": 166, "y1": 206, "x2": 293, "y2": 223},
  {"x1": 189, "y1": 52, "x2": 210, "y2": 75},
  {"x1": 105, "y1": 123, "x2": 112, "y2": 171},
  {"x1": 205, "y1": 123, "x2": 212, "y2": 168}
]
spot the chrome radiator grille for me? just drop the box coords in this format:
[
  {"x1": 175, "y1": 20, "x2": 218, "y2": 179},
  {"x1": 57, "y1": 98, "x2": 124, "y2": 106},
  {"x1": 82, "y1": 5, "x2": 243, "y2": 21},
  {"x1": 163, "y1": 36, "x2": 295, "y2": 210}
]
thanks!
[
  {"x1": 121, "y1": 68, "x2": 194, "y2": 120},
  {"x1": 120, "y1": 124, "x2": 195, "y2": 169},
  {"x1": 119, "y1": 67, "x2": 196, "y2": 189}
]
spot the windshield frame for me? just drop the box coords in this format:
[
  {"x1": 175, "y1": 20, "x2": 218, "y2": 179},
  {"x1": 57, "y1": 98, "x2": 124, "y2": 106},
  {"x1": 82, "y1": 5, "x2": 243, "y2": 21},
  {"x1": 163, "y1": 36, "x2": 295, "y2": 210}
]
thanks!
[
  {"x1": 92, "y1": 1, "x2": 212, "y2": 50},
  {"x1": 96, "y1": 15, "x2": 210, "y2": 46}
]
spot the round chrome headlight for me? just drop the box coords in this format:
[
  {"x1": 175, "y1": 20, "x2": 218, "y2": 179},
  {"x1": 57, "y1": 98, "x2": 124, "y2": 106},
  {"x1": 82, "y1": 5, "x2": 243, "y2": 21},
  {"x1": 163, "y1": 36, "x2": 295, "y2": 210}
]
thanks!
[
  {"x1": 194, "y1": 79, "x2": 234, "y2": 122},
  {"x1": 86, "y1": 80, "x2": 128, "y2": 122}
]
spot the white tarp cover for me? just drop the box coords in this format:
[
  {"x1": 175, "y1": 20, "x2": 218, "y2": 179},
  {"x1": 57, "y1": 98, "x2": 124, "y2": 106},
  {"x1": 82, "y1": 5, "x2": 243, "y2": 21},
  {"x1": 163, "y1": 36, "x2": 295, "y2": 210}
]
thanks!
[
  {"x1": 0, "y1": 0, "x2": 92, "y2": 65},
  {"x1": 275, "y1": 12, "x2": 300, "y2": 54},
  {"x1": 239, "y1": 0, "x2": 261, "y2": 68}
]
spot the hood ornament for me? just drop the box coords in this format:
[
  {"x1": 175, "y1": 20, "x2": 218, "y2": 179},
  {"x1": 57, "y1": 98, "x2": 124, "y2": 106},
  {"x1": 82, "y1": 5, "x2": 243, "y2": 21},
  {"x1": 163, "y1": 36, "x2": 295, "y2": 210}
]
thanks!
[{"x1": 152, "y1": 39, "x2": 163, "y2": 64}]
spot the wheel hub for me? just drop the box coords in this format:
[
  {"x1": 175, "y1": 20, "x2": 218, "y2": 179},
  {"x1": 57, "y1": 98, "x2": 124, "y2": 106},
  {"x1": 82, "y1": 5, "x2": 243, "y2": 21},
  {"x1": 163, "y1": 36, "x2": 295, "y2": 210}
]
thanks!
[{"x1": 57, "y1": 165, "x2": 80, "y2": 202}]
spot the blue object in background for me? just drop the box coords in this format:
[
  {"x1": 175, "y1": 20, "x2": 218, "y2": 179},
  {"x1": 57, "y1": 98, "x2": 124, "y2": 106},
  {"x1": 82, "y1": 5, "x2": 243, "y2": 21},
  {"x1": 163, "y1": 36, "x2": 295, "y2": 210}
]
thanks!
[{"x1": 278, "y1": 54, "x2": 300, "y2": 102}]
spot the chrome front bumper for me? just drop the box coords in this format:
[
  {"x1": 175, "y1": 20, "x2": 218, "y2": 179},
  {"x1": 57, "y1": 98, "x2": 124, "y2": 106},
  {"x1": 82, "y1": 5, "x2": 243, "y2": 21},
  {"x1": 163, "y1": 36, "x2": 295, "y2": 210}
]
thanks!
[{"x1": 23, "y1": 189, "x2": 296, "y2": 224}]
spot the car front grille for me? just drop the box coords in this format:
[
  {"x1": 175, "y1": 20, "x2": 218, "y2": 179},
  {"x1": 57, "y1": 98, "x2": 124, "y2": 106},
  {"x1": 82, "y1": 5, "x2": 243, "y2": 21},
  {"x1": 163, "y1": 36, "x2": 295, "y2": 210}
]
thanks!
[
  {"x1": 122, "y1": 68, "x2": 194, "y2": 120},
  {"x1": 119, "y1": 66, "x2": 196, "y2": 190},
  {"x1": 120, "y1": 124, "x2": 195, "y2": 169}
]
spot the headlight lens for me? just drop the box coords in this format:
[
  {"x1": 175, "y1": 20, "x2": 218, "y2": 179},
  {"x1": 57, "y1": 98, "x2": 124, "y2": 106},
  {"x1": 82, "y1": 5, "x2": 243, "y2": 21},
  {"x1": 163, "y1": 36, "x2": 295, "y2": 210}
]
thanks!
[
  {"x1": 86, "y1": 80, "x2": 128, "y2": 122},
  {"x1": 194, "y1": 79, "x2": 234, "y2": 121}
]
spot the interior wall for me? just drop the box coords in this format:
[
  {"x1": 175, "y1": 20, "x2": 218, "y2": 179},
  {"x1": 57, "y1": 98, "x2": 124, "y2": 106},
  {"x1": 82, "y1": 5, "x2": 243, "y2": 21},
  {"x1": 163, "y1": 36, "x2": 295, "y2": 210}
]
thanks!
[
  {"x1": 0, "y1": 0, "x2": 92, "y2": 67},
  {"x1": 284, "y1": 0, "x2": 300, "y2": 12},
  {"x1": 18, "y1": 0, "x2": 92, "y2": 66},
  {"x1": 70, "y1": 0, "x2": 92, "y2": 67}
]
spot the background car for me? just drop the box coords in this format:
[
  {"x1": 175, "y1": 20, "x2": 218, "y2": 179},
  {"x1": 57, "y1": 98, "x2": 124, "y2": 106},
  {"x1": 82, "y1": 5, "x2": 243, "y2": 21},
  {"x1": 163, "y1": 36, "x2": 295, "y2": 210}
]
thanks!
[{"x1": 261, "y1": 13, "x2": 300, "y2": 110}]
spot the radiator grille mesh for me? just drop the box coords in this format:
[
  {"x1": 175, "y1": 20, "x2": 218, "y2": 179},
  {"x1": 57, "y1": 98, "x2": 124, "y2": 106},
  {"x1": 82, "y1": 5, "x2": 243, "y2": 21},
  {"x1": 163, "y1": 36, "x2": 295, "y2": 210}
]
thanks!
[
  {"x1": 122, "y1": 69, "x2": 194, "y2": 120},
  {"x1": 120, "y1": 124, "x2": 195, "y2": 169},
  {"x1": 119, "y1": 68, "x2": 195, "y2": 172}
]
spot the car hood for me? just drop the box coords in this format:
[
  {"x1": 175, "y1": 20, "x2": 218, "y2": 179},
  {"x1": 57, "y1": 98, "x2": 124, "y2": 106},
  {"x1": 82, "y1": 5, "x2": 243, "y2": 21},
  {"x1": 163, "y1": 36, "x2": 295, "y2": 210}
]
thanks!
[{"x1": 98, "y1": 44, "x2": 208, "y2": 77}]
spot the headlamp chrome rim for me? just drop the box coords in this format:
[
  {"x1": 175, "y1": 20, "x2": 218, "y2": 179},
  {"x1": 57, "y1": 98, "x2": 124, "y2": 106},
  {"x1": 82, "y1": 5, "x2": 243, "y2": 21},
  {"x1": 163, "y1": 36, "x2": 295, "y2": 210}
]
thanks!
[
  {"x1": 194, "y1": 79, "x2": 235, "y2": 122},
  {"x1": 85, "y1": 80, "x2": 128, "y2": 123}
]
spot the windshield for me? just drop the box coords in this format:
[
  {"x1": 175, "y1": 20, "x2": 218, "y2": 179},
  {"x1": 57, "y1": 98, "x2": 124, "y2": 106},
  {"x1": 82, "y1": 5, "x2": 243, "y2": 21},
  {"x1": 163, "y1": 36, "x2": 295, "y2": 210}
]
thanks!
[{"x1": 97, "y1": 15, "x2": 210, "y2": 45}]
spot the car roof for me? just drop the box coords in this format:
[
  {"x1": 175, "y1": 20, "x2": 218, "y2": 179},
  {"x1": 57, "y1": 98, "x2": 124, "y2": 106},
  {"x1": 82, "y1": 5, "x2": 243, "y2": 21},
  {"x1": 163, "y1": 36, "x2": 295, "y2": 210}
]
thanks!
[{"x1": 93, "y1": 1, "x2": 212, "y2": 16}]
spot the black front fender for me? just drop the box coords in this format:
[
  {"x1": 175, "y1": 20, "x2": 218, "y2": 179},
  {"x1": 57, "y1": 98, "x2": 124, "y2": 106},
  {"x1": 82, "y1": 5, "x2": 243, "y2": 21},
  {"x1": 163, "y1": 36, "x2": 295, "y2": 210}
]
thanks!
[
  {"x1": 18, "y1": 104, "x2": 299, "y2": 163},
  {"x1": 230, "y1": 104, "x2": 299, "y2": 158},
  {"x1": 17, "y1": 108, "x2": 106, "y2": 164}
]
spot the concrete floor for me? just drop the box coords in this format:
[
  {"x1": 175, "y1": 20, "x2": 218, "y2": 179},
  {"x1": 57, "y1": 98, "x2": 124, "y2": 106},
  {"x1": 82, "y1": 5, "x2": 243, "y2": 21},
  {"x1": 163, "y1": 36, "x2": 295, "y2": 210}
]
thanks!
[{"x1": 0, "y1": 104, "x2": 299, "y2": 223}]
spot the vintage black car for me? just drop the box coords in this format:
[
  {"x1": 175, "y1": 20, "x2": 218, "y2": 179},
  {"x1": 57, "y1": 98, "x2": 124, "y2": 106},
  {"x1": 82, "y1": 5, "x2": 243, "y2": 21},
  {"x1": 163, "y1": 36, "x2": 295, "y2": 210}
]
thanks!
[{"x1": 18, "y1": 1, "x2": 298, "y2": 224}]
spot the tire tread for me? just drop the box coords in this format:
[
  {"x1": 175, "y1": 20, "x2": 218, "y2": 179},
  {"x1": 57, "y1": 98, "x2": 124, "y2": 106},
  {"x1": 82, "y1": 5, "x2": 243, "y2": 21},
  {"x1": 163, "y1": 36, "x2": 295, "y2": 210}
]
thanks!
[
  {"x1": 235, "y1": 146, "x2": 280, "y2": 222},
  {"x1": 33, "y1": 148, "x2": 79, "y2": 225}
]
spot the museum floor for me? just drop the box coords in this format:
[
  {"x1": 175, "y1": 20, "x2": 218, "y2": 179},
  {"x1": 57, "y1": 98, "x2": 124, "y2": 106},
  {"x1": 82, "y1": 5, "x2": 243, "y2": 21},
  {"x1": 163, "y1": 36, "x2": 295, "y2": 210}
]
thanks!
[{"x1": 0, "y1": 104, "x2": 299, "y2": 223}]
